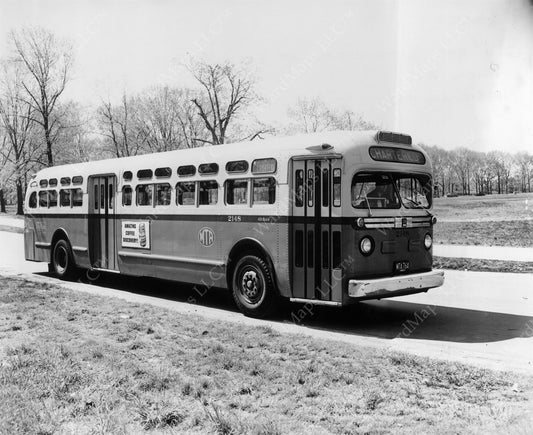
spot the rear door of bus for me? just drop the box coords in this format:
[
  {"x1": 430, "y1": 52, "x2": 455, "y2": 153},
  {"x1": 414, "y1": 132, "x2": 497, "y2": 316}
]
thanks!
[{"x1": 89, "y1": 175, "x2": 117, "y2": 270}]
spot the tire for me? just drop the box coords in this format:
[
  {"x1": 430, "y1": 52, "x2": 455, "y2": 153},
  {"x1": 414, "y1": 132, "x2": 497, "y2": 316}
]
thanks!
[
  {"x1": 51, "y1": 239, "x2": 77, "y2": 280},
  {"x1": 231, "y1": 254, "x2": 279, "y2": 318}
]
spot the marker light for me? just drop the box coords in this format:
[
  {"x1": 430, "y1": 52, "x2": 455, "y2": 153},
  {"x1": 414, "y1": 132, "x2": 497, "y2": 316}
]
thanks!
[
  {"x1": 360, "y1": 237, "x2": 373, "y2": 255},
  {"x1": 424, "y1": 234, "x2": 433, "y2": 250},
  {"x1": 306, "y1": 143, "x2": 334, "y2": 152},
  {"x1": 431, "y1": 216, "x2": 437, "y2": 225},
  {"x1": 356, "y1": 218, "x2": 365, "y2": 228}
]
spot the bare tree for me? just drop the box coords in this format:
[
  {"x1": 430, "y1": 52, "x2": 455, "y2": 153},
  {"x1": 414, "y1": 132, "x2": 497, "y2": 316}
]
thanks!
[
  {"x1": 286, "y1": 97, "x2": 379, "y2": 134},
  {"x1": 188, "y1": 60, "x2": 257, "y2": 145},
  {"x1": 134, "y1": 86, "x2": 209, "y2": 152},
  {"x1": 0, "y1": 61, "x2": 41, "y2": 214},
  {"x1": 174, "y1": 88, "x2": 210, "y2": 148},
  {"x1": 53, "y1": 102, "x2": 100, "y2": 164},
  {"x1": 97, "y1": 94, "x2": 140, "y2": 158},
  {"x1": 10, "y1": 27, "x2": 73, "y2": 166},
  {"x1": 515, "y1": 152, "x2": 533, "y2": 193},
  {"x1": 287, "y1": 97, "x2": 336, "y2": 133}
]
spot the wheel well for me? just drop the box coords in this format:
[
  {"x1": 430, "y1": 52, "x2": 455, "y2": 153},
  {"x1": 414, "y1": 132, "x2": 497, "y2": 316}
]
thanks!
[
  {"x1": 51, "y1": 229, "x2": 70, "y2": 253},
  {"x1": 226, "y1": 239, "x2": 277, "y2": 290}
]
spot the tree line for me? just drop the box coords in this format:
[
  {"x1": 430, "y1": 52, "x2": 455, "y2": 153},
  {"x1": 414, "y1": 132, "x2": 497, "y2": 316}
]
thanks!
[{"x1": 0, "y1": 28, "x2": 532, "y2": 214}]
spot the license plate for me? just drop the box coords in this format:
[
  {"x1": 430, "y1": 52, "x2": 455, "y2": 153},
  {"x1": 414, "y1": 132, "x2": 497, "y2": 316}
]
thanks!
[{"x1": 395, "y1": 261, "x2": 410, "y2": 273}]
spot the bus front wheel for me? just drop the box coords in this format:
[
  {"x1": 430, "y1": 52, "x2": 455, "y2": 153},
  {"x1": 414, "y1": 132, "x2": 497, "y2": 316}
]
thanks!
[
  {"x1": 232, "y1": 255, "x2": 278, "y2": 318},
  {"x1": 52, "y1": 239, "x2": 77, "y2": 280}
]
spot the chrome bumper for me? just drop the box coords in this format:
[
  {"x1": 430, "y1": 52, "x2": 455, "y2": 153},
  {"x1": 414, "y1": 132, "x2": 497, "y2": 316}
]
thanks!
[{"x1": 348, "y1": 270, "x2": 445, "y2": 299}]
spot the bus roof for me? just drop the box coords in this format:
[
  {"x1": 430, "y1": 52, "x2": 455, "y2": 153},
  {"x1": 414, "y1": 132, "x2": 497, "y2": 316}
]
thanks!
[{"x1": 33, "y1": 130, "x2": 427, "y2": 179}]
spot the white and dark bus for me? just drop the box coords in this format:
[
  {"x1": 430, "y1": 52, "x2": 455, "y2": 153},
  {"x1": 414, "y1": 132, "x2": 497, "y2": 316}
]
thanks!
[{"x1": 24, "y1": 130, "x2": 444, "y2": 317}]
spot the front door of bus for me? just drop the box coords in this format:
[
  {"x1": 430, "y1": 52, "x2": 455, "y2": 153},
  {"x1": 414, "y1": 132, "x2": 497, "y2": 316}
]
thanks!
[
  {"x1": 89, "y1": 175, "x2": 117, "y2": 271},
  {"x1": 290, "y1": 159, "x2": 343, "y2": 302}
]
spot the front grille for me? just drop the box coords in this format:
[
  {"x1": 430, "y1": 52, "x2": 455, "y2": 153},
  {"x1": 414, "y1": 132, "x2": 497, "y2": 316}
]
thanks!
[{"x1": 363, "y1": 216, "x2": 431, "y2": 229}]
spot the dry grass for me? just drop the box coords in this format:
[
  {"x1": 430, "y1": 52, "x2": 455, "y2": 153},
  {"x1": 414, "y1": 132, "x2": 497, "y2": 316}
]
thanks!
[
  {"x1": 433, "y1": 256, "x2": 533, "y2": 274},
  {"x1": 1, "y1": 276, "x2": 532, "y2": 434},
  {"x1": 433, "y1": 193, "x2": 533, "y2": 222},
  {"x1": 432, "y1": 193, "x2": 533, "y2": 247},
  {"x1": 434, "y1": 220, "x2": 533, "y2": 248}
]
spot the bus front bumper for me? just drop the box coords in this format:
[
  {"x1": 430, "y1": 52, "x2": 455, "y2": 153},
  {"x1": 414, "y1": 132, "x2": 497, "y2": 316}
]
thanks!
[{"x1": 348, "y1": 270, "x2": 445, "y2": 299}]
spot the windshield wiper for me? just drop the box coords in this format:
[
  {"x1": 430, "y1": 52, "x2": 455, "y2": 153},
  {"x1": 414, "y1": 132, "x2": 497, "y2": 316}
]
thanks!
[
  {"x1": 402, "y1": 198, "x2": 432, "y2": 217},
  {"x1": 363, "y1": 194, "x2": 373, "y2": 217}
]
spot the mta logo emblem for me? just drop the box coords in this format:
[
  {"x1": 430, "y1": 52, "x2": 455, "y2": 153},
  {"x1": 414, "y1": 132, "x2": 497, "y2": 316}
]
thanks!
[{"x1": 199, "y1": 227, "x2": 215, "y2": 247}]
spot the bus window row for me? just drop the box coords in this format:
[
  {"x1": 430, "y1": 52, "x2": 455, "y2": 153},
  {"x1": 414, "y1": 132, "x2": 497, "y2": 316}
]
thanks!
[
  {"x1": 122, "y1": 177, "x2": 276, "y2": 207},
  {"x1": 34, "y1": 176, "x2": 83, "y2": 189},
  {"x1": 28, "y1": 189, "x2": 84, "y2": 209},
  {"x1": 122, "y1": 158, "x2": 277, "y2": 182}
]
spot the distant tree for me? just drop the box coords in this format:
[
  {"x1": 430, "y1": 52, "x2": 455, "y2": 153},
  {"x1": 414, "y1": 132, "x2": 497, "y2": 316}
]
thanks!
[
  {"x1": 488, "y1": 151, "x2": 513, "y2": 194},
  {"x1": 451, "y1": 147, "x2": 475, "y2": 195},
  {"x1": 188, "y1": 60, "x2": 258, "y2": 145},
  {"x1": 420, "y1": 145, "x2": 452, "y2": 197},
  {"x1": 286, "y1": 97, "x2": 379, "y2": 134},
  {"x1": 10, "y1": 28, "x2": 73, "y2": 166},
  {"x1": 515, "y1": 152, "x2": 533, "y2": 193},
  {"x1": 287, "y1": 97, "x2": 335, "y2": 133}
]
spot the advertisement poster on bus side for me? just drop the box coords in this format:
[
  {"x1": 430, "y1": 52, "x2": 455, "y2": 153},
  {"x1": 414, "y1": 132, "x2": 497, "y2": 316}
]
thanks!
[{"x1": 121, "y1": 221, "x2": 150, "y2": 249}]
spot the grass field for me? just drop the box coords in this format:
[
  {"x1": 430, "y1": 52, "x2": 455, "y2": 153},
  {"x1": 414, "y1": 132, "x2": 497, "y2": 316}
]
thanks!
[
  {"x1": 433, "y1": 220, "x2": 533, "y2": 247},
  {"x1": 433, "y1": 193, "x2": 533, "y2": 222},
  {"x1": 433, "y1": 193, "x2": 533, "y2": 247},
  {"x1": 433, "y1": 257, "x2": 533, "y2": 273},
  {"x1": 1, "y1": 276, "x2": 532, "y2": 435}
]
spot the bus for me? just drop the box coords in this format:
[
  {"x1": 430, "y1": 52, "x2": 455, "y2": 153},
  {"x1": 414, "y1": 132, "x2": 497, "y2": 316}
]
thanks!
[{"x1": 24, "y1": 130, "x2": 444, "y2": 318}]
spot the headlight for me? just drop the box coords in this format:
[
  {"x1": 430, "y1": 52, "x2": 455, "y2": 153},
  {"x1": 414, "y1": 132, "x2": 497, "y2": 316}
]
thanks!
[
  {"x1": 360, "y1": 237, "x2": 373, "y2": 255},
  {"x1": 424, "y1": 233, "x2": 433, "y2": 249}
]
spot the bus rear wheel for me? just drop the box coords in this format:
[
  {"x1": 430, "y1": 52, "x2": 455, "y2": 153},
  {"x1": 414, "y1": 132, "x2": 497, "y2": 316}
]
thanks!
[
  {"x1": 232, "y1": 255, "x2": 277, "y2": 318},
  {"x1": 52, "y1": 239, "x2": 77, "y2": 280}
]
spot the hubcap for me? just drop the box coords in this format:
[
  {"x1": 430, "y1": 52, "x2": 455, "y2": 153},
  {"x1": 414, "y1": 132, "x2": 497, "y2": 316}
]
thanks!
[
  {"x1": 55, "y1": 246, "x2": 67, "y2": 274},
  {"x1": 239, "y1": 268, "x2": 264, "y2": 305}
]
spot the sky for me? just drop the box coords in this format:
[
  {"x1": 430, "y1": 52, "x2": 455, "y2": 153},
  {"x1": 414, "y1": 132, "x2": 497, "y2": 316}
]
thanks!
[{"x1": 0, "y1": 0, "x2": 532, "y2": 153}]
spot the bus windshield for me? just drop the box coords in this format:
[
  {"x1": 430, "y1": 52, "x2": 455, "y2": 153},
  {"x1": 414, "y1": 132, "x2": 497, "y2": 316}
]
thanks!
[{"x1": 352, "y1": 172, "x2": 432, "y2": 209}]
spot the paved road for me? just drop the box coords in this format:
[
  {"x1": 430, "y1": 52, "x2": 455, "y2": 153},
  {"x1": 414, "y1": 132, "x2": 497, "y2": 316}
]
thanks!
[{"x1": 1, "y1": 231, "x2": 532, "y2": 374}]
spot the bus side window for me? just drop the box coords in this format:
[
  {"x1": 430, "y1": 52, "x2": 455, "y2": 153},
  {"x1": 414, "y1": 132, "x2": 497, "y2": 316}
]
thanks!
[
  {"x1": 307, "y1": 169, "x2": 314, "y2": 207},
  {"x1": 72, "y1": 189, "x2": 83, "y2": 207},
  {"x1": 252, "y1": 177, "x2": 275, "y2": 205},
  {"x1": 322, "y1": 168, "x2": 329, "y2": 207},
  {"x1": 60, "y1": 189, "x2": 71, "y2": 207},
  {"x1": 122, "y1": 186, "x2": 132, "y2": 206},
  {"x1": 333, "y1": 168, "x2": 341, "y2": 207},
  {"x1": 156, "y1": 183, "x2": 171, "y2": 206},
  {"x1": 109, "y1": 183, "x2": 113, "y2": 209},
  {"x1": 29, "y1": 192, "x2": 37, "y2": 209},
  {"x1": 199, "y1": 181, "x2": 218, "y2": 205},
  {"x1": 38, "y1": 191, "x2": 48, "y2": 208},
  {"x1": 136, "y1": 184, "x2": 153, "y2": 206},
  {"x1": 226, "y1": 179, "x2": 248, "y2": 205},
  {"x1": 295, "y1": 170, "x2": 303, "y2": 207},
  {"x1": 176, "y1": 182, "x2": 195, "y2": 205},
  {"x1": 48, "y1": 190, "x2": 58, "y2": 207}
]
